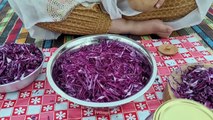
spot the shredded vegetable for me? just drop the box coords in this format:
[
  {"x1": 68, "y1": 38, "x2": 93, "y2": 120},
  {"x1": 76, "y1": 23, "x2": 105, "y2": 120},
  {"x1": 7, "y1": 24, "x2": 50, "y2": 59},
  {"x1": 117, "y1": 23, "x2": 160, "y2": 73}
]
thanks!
[
  {"x1": 53, "y1": 39, "x2": 152, "y2": 102},
  {"x1": 170, "y1": 65, "x2": 213, "y2": 109},
  {"x1": 0, "y1": 43, "x2": 43, "y2": 85}
]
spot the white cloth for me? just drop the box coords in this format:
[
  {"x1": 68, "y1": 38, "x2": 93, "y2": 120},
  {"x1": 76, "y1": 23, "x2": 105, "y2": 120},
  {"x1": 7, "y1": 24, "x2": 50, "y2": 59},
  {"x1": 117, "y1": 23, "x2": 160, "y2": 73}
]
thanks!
[
  {"x1": 8, "y1": 0, "x2": 213, "y2": 39},
  {"x1": 166, "y1": 0, "x2": 213, "y2": 30},
  {"x1": 101, "y1": 0, "x2": 141, "y2": 19},
  {"x1": 103, "y1": 0, "x2": 213, "y2": 30},
  {"x1": 8, "y1": 0, "x2": 100, "y2": 39}
]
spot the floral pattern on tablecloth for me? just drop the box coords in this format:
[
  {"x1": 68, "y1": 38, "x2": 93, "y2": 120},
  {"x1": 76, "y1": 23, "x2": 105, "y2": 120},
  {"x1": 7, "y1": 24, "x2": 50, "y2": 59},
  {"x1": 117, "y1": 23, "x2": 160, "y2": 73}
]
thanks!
[{"x1": 0, "y1": 35, "x2": 212, "y2": 120}]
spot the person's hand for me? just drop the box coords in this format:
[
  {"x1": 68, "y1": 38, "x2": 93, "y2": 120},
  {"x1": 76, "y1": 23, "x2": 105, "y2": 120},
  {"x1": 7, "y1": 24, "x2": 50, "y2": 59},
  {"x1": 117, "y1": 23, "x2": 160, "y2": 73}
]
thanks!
[{"x1": 128, "y1": 0, "x2": 165, "y2": 12}]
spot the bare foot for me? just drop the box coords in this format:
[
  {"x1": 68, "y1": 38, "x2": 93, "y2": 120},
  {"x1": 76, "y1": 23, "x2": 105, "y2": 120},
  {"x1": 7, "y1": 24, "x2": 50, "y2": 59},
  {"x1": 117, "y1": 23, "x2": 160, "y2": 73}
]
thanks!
[{"x1": 109, "y1": 19, "x2": 173, "y2": 38}]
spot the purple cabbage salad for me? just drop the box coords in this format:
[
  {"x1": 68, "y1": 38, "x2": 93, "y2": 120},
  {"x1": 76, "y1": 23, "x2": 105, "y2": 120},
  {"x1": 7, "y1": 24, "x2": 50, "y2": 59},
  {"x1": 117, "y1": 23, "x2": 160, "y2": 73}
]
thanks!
[
  {"x1": 53, "y1": 39, "x2": 152, "y2": 102},
  {"x1": 0, "y1": 43, "x2": 43, "y2": 85},
  {"x1": 170, "y1": 65, "x2": 213, "y2": 109}
]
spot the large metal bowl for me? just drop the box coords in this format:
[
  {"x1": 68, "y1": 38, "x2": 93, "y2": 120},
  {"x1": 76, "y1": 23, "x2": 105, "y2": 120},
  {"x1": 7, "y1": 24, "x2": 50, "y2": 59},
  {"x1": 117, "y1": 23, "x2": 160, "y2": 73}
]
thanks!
[
  {"x1": 47, "y1": 34, "x2": 157, "y2": 108},
  {"x1": 0, "y1": 48, "x2": 44, "y2": 93}
]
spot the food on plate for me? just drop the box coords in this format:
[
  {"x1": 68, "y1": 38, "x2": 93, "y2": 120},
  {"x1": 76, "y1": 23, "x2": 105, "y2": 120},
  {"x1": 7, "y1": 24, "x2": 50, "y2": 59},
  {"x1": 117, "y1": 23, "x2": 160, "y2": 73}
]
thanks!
[{"x1": 167, "y1": 64, "x2": 213, "y2": 109}]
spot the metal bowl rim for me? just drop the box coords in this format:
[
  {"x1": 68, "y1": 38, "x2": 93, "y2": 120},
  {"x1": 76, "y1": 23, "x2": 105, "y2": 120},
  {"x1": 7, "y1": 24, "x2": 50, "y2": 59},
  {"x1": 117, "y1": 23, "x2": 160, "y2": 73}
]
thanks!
[{"x1": 47, "y1": 34, "x2": 157, "y2": 107}]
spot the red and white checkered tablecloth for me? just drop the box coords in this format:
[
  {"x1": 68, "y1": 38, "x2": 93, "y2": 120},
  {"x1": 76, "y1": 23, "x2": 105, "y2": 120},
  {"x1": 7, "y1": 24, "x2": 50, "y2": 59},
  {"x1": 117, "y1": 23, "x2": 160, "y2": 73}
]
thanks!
[{"x1": 0, "y1": 35, "x2": 212, "y2": 120}]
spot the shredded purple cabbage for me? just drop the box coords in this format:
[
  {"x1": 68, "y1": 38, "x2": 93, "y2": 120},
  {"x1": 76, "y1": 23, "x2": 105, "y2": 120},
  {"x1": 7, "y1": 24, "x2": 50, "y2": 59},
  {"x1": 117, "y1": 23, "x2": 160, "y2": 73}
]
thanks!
[
  {"x1": 0, "y1": 43, "x2": 43, "y2": 85},
  {"x1": 53, "y1": 40, "x2": 152, "y2": 102},
  {"x1": 170, "y1": 65, "x2": 213, "y2": 109}
]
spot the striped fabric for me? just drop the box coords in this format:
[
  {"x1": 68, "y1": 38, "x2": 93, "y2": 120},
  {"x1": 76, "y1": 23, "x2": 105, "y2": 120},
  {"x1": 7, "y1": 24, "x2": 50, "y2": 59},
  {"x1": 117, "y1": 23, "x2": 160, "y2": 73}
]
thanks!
[{"x1": 0, "y1": 0, "x2": 212, "y2": 49}]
